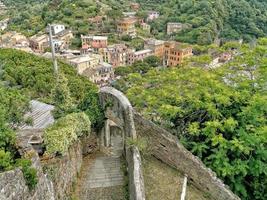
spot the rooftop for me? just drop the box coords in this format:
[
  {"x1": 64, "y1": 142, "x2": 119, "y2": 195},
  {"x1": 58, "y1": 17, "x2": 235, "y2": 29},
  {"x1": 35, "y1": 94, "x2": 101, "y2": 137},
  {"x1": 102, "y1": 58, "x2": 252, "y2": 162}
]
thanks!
[
  {"x1": 81, "y1": 35, "x2": 108, "y2": 40},
  {"x1": 145, "y1": 39, "x2": 165, "y2": 46},
  {"x1": 69, "y1": 56, "x2": 98, "y2": 64},
  {"x1": 134, "y1": 49, "x2": 152, "y2": 56},
  {"x1": 19, "y1": 100, "x2": 55, "y2": 130}
]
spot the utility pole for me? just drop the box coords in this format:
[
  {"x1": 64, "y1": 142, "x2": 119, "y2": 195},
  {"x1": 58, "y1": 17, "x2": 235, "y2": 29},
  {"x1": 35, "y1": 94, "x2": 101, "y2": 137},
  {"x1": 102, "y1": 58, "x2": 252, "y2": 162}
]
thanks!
[{"x1": 48, "y1": 24, "x2": 58, "y2": 77}]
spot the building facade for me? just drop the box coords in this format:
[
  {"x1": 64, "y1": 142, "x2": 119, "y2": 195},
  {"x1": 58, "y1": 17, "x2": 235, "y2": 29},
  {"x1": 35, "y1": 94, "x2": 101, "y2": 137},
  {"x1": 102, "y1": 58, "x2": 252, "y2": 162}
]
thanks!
[
  {"x1": 50, "y1": 24, "x2": 65, "y2": 35},
  {"x1": 164, "y1": 42, "x2": 193, "y2": 67},
  {"x1": 81, "y1": 35, "x2": 108, "y2": 52},
  {"x1": 68, "y1": 54, "x2": 102, "y2": 74},
  {"x1": 127, "y1": 49, "x2": 152, "y2": 65},
  {"x1": 167, "y1": 22, "x2": 185, "y2": 35},
  {"x1": 117, "y1": 18, "x2": 136, "y2": 38},
  {"x1": 29, "y1": 34, "x2": 49, "y2": 53},
  {"x1": 144, "y1": 39, "x2": 165, "y2": 59},
  {"x1": 99, "y1": 44, "x2": 129, "y2": 67}
]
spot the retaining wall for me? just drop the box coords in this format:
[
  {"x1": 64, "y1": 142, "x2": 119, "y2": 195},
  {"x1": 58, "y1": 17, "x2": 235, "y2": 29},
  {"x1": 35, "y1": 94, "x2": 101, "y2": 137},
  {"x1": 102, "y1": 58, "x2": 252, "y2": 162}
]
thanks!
[{"x1": 134, "y1": 112, "x2": 240, "y2": 200}]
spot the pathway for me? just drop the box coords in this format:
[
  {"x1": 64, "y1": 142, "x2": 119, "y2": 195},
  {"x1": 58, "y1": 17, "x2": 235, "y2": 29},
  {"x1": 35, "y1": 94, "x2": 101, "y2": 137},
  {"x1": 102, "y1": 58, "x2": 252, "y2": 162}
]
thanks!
[{"x1": 77, "y1": 134, "x2": 127, "y2": 200}]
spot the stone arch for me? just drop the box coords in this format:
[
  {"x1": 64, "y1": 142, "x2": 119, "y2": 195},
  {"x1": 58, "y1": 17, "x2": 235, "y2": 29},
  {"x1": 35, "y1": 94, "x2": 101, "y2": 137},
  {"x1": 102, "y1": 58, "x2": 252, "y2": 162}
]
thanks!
[
  {"x1": 99, "y1": 87, "x2": 137, "y2": 148},
  {"x1": 99, "y1": 87, "x2": 145, "y2": 200}
]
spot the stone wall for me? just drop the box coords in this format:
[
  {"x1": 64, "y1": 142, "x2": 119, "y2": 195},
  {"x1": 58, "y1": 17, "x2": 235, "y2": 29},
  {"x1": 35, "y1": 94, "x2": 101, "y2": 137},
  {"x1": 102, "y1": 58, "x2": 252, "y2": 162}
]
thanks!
[
  {"x1": 42, "y1": 139, "x2": 83, "y2": 200},
  {"x1": 99, "y1": 87, "x2": 145, "y2": 200},
  {"x1": 0, "y1": 131, "x2": 95, "y2": 200},
  {"x1": 134, "y1": 112, "x2": 240, "y2": 200}
]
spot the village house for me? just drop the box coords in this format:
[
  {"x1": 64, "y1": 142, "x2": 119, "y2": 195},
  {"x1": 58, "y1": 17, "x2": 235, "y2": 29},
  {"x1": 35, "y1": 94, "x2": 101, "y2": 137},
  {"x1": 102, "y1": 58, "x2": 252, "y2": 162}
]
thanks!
[
  {"x1": 0, "y1": 18, "x2": 9, "y2": 31},
  {"x1": 0, "y1": 1, "x2": 7, "y2": 14},
  {"x1": 46, "y1": 24, "x2": 73, "y2": 51},
  {"x1": 123, "y1": 12, "x2": 136, "y2": 18},
  {"x1": 29, "y1": 34, "x2": 49, "y2": 53},
  {"x1": 147, "y1": 11, "x2": 160, "y2": 21},
  {"x1": 81, "y1": 35, "x2": 108, "y2": 52},
  {"x1": 0, "y1": 31, "x2": 32, "y2": 53},
  {"x1": 219, "y1": 52, "x2": 232, "y2": 63},
  {"x1": 164, "y1": 41, "x2": 193, "y2": 67},
  {"x1": 117, "y1": 18, "x2": 136, "y2": 38},
  {"x1": 130, "y1": 3, "x2": 140, "y2": 11},
  {"x1": 141, "y1": 22, "x2": 151, "y2": 32},
  {"x1": 127, "y1": 49, "x2": 153, "y2": 65},
  {"x1": 49, "y1": 24, "x2": 66, "y2": 35},
  {"x1": 99, "y1": 44, "x2": 129, "y2": 67},
  {"x1": 68, "y1": 54, "x2": 102, "y2": 74},
  {"x1": 82, "y1": 62, "x2": 114, "y2": 87},
  {"x1": 88, "y1": 16, "x2": 104, "y2": 26},
  {"x1": 144, "y1": 38, "x2": 165, "y2": 59},
  {"x1": 167, "y1": 22, "x2": 188, "y2": 35}
]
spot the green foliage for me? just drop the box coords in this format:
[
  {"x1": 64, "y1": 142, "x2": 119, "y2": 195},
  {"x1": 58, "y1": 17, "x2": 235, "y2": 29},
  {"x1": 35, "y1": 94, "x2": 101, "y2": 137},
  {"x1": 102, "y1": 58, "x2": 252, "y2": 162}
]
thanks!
[
  {"x1": 0, "y1": 48, "x2": 103, "y2": 127},
  {"x1": 126, "y1": 137, "x2": 149, "y2": 156},
  {"x1": 139, "y1": 0, "x2": 267, "y2": 44},
  {"x1": 44, "y1": 112, "x2": 91, "y2": 155},
  {"x1": 16, "y1": 159, "x2": 38, "y2": 190},
  {"x1": 116, "y1": 39, "x2": 267, "y2": 200},
  {"x1": 0, "y1": 150, "x2": 13, "y2": 171}
]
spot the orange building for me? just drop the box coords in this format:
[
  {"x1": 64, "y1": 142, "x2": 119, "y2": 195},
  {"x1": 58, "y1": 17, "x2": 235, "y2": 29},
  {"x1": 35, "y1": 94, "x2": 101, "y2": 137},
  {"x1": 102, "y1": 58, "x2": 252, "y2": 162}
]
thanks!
[
  {"x1": 144, "y1": 39, "x2": 165, "y2": 59},
  {"x1": 117, "y1": 18, "x2": 136, "y2": 38},
  {"x1": 164, "y1": 42, "x2": 193, "y2": 67}
]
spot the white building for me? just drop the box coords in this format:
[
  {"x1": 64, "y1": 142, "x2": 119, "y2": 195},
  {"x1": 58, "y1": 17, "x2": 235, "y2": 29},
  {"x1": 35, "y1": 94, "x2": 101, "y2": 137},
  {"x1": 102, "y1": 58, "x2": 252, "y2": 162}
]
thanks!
[
  {"x1": 0, "y1": 18, "x2": 9, "y2": 31},
  {"x1": 147, "y1": 11, "x2": 160, "y2": 21},
  {"x1": 50, "y1": 24, "x2": 66, "y2": 35}
]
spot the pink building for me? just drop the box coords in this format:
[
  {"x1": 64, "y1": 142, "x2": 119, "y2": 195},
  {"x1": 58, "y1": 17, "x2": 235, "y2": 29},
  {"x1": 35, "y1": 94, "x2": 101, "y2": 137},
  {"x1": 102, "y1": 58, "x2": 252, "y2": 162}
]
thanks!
[
  {"x1": 81, "y1": 35, "x2": 108, "y2": 52},
  {"x1": 127, "y1": 49, "x2": 152, "y2": 65}
]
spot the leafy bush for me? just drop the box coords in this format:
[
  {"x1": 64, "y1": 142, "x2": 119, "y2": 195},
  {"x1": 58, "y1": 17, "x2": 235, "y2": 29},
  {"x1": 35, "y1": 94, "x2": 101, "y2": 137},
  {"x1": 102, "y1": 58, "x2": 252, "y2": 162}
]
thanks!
[
  {"x1": 117, "y1": 40, "x2": 267, "y2": 200},
  {"x1": 16, "y1": 159, "x2": 38, "y2": 191},
  {"x1": 44, "y1": 112, "x2": 91, "y2": 155},
  {"x1": 0, "y1": 48, "x2": 104, "y2": 127},
  {"x1": 0, "y1": 150, "x2": 13, "y2": 171}
]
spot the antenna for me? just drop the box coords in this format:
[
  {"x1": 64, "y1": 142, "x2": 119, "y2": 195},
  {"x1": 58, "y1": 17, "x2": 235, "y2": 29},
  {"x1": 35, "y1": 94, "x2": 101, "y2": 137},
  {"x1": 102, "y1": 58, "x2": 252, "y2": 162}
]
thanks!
[{"x1": 48, "y1": 24, "x2": 59, "y2": 77}]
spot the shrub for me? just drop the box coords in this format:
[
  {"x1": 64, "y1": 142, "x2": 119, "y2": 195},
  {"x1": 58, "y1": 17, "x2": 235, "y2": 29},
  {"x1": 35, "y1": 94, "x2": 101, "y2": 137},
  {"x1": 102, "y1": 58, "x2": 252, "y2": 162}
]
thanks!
[
  {"x1": 44, "y1": 112, "x2": 91, "y2": 155},
  {"x1": 16, "y1": 159, "x2": 38, "y2": 190},
  {"x1": 0, "y1": 150, "x2": 13, "y2": 171}
]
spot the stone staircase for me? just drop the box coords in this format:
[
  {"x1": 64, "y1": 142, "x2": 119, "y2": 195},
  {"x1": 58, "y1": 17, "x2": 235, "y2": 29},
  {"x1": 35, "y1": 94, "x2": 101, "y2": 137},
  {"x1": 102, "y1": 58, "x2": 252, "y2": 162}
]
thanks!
[{"x1": 78, "y1": 134, "x2": 126, "y2": 200}]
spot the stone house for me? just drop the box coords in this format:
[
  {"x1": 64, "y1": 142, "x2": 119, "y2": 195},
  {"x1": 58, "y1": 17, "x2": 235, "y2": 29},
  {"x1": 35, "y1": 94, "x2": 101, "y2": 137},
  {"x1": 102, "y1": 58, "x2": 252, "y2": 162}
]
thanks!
[
  {"x1": 29, "y1": 34, "x2": 49, "y2": 53},
  {"x1": 0, "y1": 32, "x2": 28, "y2": 48},
  {"x1": 82, "y1": 62, "x2": 114, "y2": 87},
  {"x1": 144, "y1": 38, "x2": 165, "y2": 59},
  {"x1": 68, "y1": 54, "x2": 102, "y2": 74},
  {"x1": 141, "y1": 22, "x2": 150, "y2": 32},
  {"x1": 117, "y1": 18, "x2": 136, "y2": 38},
  {"x1": 88, "y1": 16, "x2": 104, "y2": 26},
  {"x1": 167, "y1": 22, "x2": 188, "y2": 35},
  {"x1": 99, "y1": 44, "x2": 129, "y2": 67},
  {"x1": 127, "y1": 49, "x2": 153, "y2": 65},
  {"x1": 130, "y1": 3, "x2": 140, "y2": 11},
  {"x1": 164, "y1": 41, "x2": 193, "y2": 67}
]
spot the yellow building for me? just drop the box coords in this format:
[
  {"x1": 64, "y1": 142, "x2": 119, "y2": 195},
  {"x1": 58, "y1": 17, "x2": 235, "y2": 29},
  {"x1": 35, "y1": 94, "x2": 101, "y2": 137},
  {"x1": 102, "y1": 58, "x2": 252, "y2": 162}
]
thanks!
[{"x1": 117, "y1": 18, "x2": 136, "y2": 38}]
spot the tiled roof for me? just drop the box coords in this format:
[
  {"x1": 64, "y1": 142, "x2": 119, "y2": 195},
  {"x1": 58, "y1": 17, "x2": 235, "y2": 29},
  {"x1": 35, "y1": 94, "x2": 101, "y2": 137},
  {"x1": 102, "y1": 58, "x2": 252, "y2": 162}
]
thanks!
[{"x1": 19, "y1": 100, "x2": 55, "y2": 130}]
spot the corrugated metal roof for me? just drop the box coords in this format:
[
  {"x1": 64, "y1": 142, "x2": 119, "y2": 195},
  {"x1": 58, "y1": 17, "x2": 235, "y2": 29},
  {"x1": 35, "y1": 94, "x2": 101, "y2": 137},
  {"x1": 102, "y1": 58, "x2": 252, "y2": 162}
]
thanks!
[{"x1": 19, "y1": 100, "x2": 55, "y2": 130}]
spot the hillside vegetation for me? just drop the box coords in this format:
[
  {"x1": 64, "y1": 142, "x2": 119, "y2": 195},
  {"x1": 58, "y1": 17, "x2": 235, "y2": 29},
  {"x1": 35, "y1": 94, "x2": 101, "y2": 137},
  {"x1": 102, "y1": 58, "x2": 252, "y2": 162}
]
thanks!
[
  {"x1": 115, "y1": 38, "x2": 267, "y2": 200},
  {"x1": 0, "y1": 48, "x2": 103, "y2": 174},
  {"x1": 137, "y1": 0, "x2": 267, "y2": 44},
  {"x1": 2, "y1": 0, "x2": 267, "y2": 44}
]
